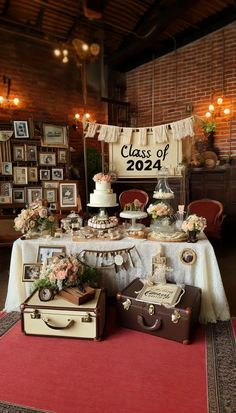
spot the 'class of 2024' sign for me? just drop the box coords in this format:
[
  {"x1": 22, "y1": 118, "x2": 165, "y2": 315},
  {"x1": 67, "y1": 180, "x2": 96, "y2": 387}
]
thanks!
[{"x1": 109, "y1": 131, "x2": 182, "y2": 178}]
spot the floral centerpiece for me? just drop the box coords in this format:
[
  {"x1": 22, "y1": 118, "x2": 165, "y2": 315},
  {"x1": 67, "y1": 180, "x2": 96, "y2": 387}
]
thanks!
[
  {"x1": 182, "y1": 214, "x2": 207, "y2": 242},
  {"x1": 147, "y1": 202, "x2": 174, "y2": 220},
  {"x1": 14, "y1": 201, "x2": 56, "y2": 236},
  {"x1": 93, "y1": 172, "x2": 111, "y2": 183},
  {"x1": 35, "y1": 253, "x2": 97, "y2": 292}
]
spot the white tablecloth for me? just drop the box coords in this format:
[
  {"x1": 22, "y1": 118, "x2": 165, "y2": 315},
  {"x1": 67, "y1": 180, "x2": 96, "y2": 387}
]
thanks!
[{"x1": 4, "y1": 235, "x2": 230, "y2": 324}]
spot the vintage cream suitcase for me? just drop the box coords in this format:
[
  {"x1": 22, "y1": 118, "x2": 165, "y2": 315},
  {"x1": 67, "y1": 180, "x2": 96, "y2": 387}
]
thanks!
[{"x1": 21, "y1": 288, "x2": 106, "y2": 340}]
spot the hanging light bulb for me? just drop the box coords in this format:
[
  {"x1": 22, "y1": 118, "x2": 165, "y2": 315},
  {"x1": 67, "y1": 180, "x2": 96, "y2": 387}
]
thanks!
[
  {"x1": 82, "y1": 42, "x2": 89, "y2": 52},
  {"x1": 13, "y1": 98, "x2": 20, "y2": 106},
  {"x1": 223, "y1": 108, "x2": 230, "y2": 115},
  {"x1": 54, "y1": 48, "x2": 61, "y2": 57},
  {"x1": 205, "y1": 111, "x2": 212, "y2": 118},
  {"x1": 62, "y1": 49, "x2": 68, "y2": 56},
  {"x1": 208, "y1": 104, "x2": 215, "y2": 112},
  {"x1": 217, "y1": 97, "x2": 223, "y2": 105},
  {"x1": 84, "y1": 113, "x2": 90, "y2": 119},
  {"x1": 62, "y1": 56, "x2": 69, "y2": 63},
  {"x1": 0, "y1": 96, "x2": 4, "y2": 104},
  {"x1": 74, "y1": 113, "x2": 80, "y2": 120}
]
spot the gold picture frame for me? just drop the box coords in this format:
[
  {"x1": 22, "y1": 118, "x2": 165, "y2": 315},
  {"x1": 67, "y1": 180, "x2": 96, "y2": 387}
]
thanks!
[
  {"x1": 180, "y1": 248, "x2": 197, "y2": 265},
  {"x1": 41, "y1": 124, "x2": 68, "y2": 148}
]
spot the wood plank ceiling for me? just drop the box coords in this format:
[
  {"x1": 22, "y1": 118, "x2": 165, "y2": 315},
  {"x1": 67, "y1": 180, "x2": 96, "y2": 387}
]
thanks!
[{"x1": 0, "y1": 0, "x2": 235, "y2": 71}]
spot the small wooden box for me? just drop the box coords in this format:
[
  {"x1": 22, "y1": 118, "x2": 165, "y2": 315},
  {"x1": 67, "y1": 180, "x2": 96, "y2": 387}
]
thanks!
[{"x1": 58, "y1": 286, "x2": 95, "y2": 305}]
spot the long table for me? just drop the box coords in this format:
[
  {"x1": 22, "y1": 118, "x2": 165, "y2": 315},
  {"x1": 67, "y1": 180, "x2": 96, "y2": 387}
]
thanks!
[{"x1": 4, "y1": 235, "x2": 230, "y2": 324}]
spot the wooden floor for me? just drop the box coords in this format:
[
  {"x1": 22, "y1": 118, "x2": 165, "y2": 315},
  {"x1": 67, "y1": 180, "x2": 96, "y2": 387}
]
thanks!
[{"x1": 0, "y1": 241, "x2": 235, "y2": 317}]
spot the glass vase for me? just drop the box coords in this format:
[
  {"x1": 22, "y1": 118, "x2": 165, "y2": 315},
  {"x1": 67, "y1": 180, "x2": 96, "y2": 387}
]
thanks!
[{"x1": 187, "y1": 231, "x2": 198, "y2": 243}]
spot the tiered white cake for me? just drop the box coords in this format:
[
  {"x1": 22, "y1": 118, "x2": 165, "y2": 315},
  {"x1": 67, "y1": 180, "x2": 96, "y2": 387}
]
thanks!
[{"x1": 88, "y1": 175, "x2": 117, "y2": 207}]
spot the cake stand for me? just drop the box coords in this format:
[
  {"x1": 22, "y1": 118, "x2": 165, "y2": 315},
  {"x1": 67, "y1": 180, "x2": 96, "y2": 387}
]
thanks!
[{"x1": 119, "y1": 210, "x2": 147, "y2": 230}]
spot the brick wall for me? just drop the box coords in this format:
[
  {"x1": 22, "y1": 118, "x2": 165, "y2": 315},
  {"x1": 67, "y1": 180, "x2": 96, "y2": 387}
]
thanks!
[
  {"x1": 0, "y1": 31, "x2": 107, "y2": 157},
  {"x1": 126, "y1": 22, "x2": 236, "y2": 160}
]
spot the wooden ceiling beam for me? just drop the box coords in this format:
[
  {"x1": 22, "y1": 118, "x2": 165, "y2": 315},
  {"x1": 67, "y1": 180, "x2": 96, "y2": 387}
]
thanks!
[{"x1": 107, "y1": 0, "x2": 200, "y2": 68}]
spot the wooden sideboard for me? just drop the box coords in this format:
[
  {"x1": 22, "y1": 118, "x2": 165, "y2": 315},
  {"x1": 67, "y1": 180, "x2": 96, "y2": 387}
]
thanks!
[{"x1": 189, "y1": 166, "x2": 236, "y2": 215}]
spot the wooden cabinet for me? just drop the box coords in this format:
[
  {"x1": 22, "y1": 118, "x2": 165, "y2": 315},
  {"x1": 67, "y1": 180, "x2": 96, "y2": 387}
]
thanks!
[{"x1": 189, "y1": 167, "x2": 236, "y2": 215}]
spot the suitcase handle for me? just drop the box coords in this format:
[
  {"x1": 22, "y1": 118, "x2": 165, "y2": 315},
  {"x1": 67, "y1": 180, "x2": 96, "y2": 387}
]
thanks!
[
  {"x1": 137, "y1": 315, "x2": 162, "y2": 331},
  {"x1": 42, "y1": 318, "x2": 75, "y2": 330}
]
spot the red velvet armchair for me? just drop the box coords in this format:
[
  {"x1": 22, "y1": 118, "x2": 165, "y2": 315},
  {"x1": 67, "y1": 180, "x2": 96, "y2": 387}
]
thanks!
[{"x1": 187, "y1": 199, "x2": 225, "y2": 240}]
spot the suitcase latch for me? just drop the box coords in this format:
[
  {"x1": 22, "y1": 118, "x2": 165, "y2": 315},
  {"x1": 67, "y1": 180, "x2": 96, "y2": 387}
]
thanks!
[
  {"x1": 148, "y1": 304, "x2": 155, "y2": 316},
  {"x1": 82, "y1": 313, "x2": 92, "y2": 323},
  {"x1": 171, "y1": 310, "x2": 181, "y2": 323},
  {"x1": 122, "y1": 299, "x2": 131, "y2": 310},
  {"x1": 30, "y1": 309, "x2": 41, "y2": 319}
]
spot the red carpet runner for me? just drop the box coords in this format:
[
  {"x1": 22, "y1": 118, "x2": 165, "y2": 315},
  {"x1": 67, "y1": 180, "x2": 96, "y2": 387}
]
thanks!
[{"x1": 0, "y1": 309, "x2": 207, "y2": 413}]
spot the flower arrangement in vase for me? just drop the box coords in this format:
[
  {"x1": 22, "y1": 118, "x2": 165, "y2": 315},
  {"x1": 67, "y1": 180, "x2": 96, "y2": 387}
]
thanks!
[
  {"x1": 182, "y1": 214, "x2": 207, "y2": 242},
  {"x1": 35, "y1": 253, "x2": 98, "y2": 292},
  {"x1": 147, "y1": 201, "x2": 174, "y2": 232},
  {"x1": 14, "y1": 201, "x2": 56, "y2": 237}
]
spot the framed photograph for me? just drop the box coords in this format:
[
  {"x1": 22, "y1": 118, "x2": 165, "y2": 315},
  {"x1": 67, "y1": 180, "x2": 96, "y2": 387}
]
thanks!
[
  {"x1": 37, "y1": 245, "x2": 66, "y2": 263},
  {"x1": 58, "y1": 149, "x2": 67, "y2": 163},
  {"x1": 59, "y1": 182, "x2": 77, "y2": 208},
  {"x1": 49, "y1": 202, "x2": 58, "y2": 211},
  {"x1": 180, "y1": 248, "x2": 197, "y2": 265},
  {"x1": 42, "y1": 124, "x2": 68, "y2": 148},
  {"x1": 52, "y1": 168, "x2": 63, "y2": 180},
  {"x1": 39, "y1": 152, "x2": 56, "y2": 166},
  {"x1": 22, "y1": 263, "x2": 42, "y2": 282},
  {"x1": 13, "y1": 167, "x2": 28, "y2": 185},
  {"x1": 33, "y1": 121, "x2": 42, "y2": 139},
  {"x1": 27, "y1": 187, "x2": 42, "y2": 204},
  {"x1": 40, "y1": 169, "x2": 50, "y2": 181},
  {"x1": 25, "y1": 145, "x2": 37, "y2": 161},
  {"x1": 28, "y1": 167, "x2": 38, "y2": 182},
  {"x1": 43, "y1": 181, "x2": 59, "y2": 189},
  {"x1": 13, "y1": 188, "x2": 25, "y2": 203},
  {"x1": 44, "y1": 188, "x2": 57, "y2": 203},
  {"x1": 2, "y1": 162, "x2": 12, "y2": 175},
  {"x1": 0, "y1": 182, "x2": 12, "y2": 197},
  {"x1": 13, "y1": 145, "x2": 25, "y2": 161},
  {"x1": 0, "y1": 196, "x2": 12, "y2": 204},
  {"x1": 13, "y1": 120, "x2": 29, "y2": 139}
]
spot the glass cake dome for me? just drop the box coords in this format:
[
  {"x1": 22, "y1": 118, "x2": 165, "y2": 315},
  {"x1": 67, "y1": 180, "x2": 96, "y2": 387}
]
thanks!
[{"x1": 153, "y1": 167, "x2": 174, "y2": 200}]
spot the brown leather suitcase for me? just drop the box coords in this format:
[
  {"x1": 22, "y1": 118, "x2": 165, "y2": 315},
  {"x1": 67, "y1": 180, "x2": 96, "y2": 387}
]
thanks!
[{"x1": 116, "y1": 278, "x2": 201, "y2": 344}]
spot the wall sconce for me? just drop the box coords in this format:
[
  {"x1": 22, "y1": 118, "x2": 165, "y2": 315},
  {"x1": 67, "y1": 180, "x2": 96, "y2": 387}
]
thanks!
[
  {"x1": 0, "y1": 76, "x2": 20, "y2": 108},
  {"x1": 205, "y1": 96, "x2": 231, "y2": 119},
  {"x1": 72, "y1": 112, "x2": 91, "y2": 129},
  {"x1": 53, "y1": 47, "x2": 69, "y2": 63}
]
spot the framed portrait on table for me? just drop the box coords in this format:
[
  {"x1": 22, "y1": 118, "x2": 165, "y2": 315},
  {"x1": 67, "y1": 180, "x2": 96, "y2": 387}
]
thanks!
[
  {"x1": 13, "y1": 120, "x2": 29, "y2": 139},
  {"x1": 41, "y1": 124, "x2": 68, "y2": 148},
  {"x1": 13, "y1": 167, "x2": 28, "y2": 185},
  {"x1": 180, "y1": 249, "x2": 197, "y2": 265},
  {"x1": 22, "y1": 263, "x2": 42, "y2": 281},
  {"x1": 37, "y1": 245, "x2": 66, "y2": 263},
  {"x1": 27, "y1": 187, "x2": 42, "y2": 204},
  {"x1": 59, "y1": 182, "x2": 77, "y2": 208}
]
